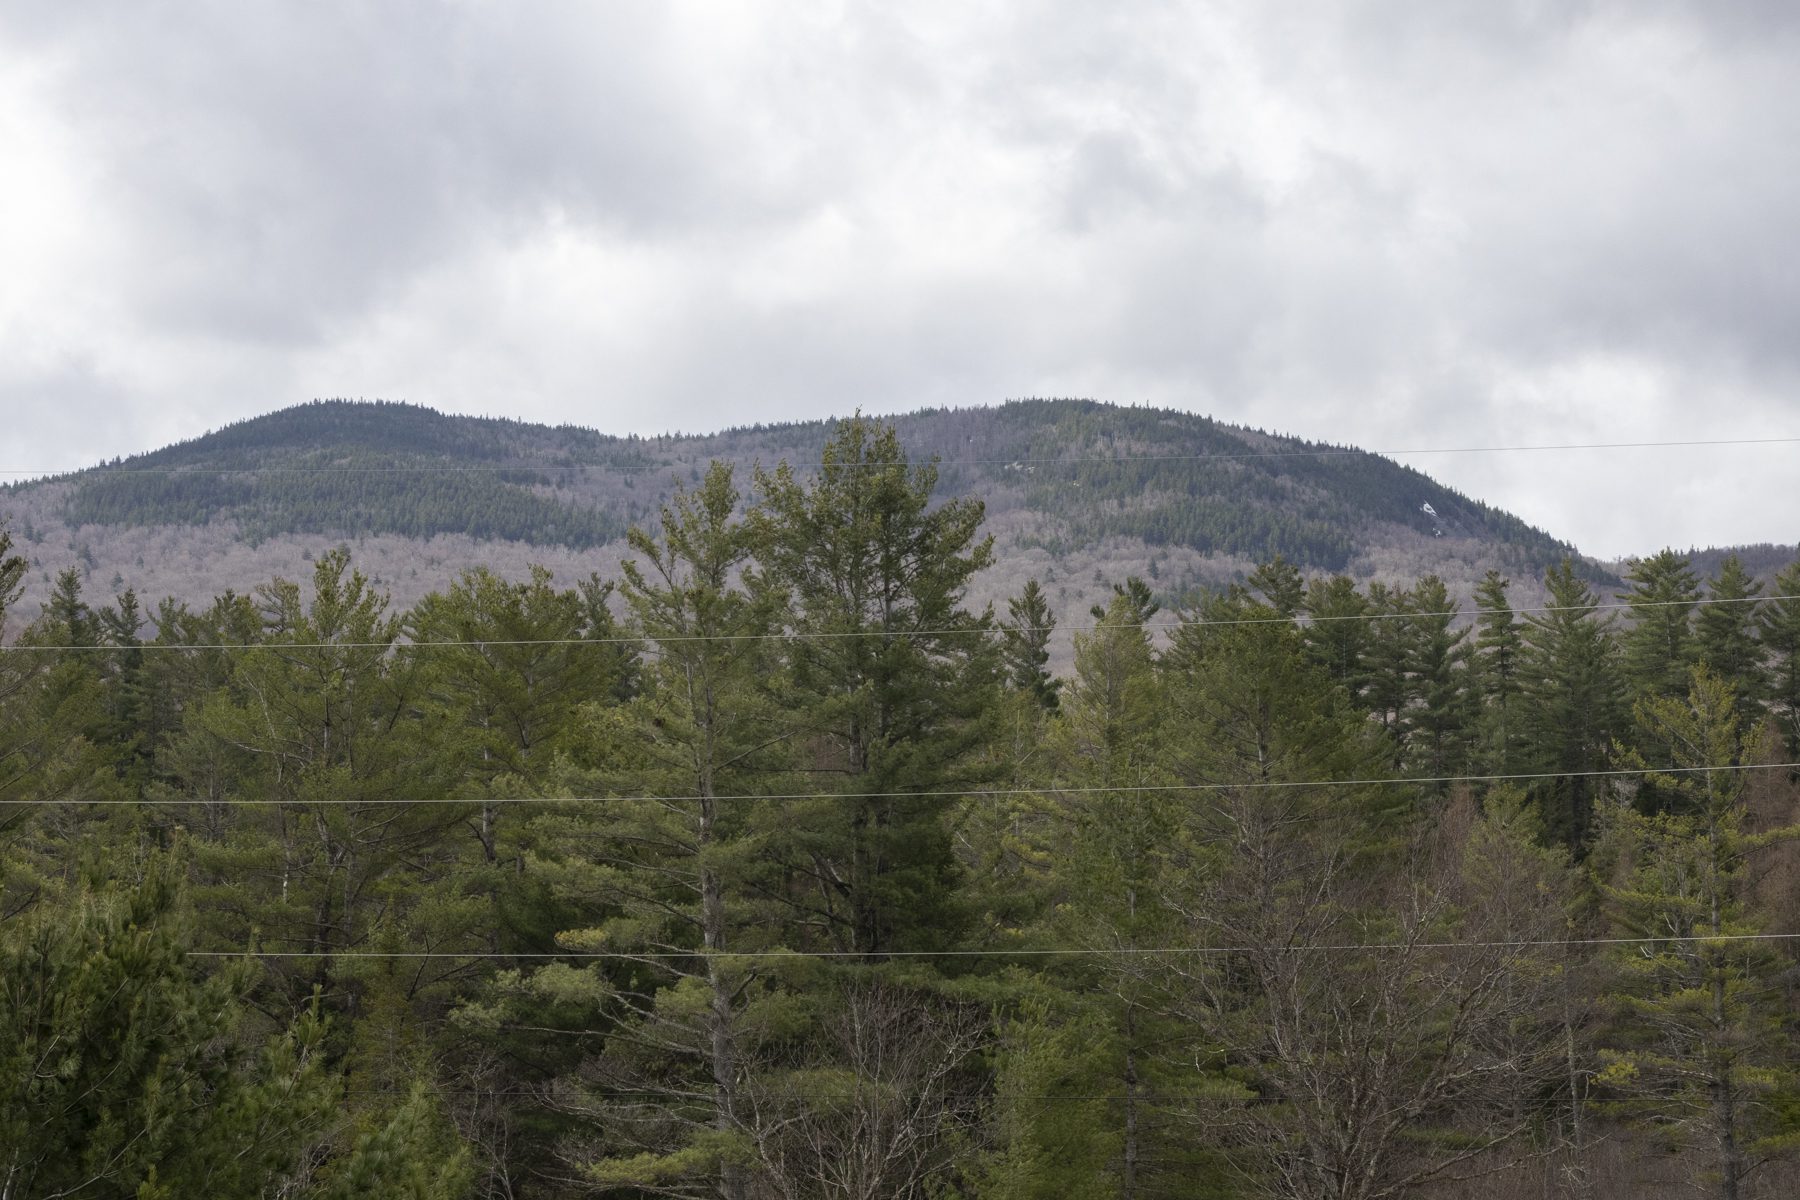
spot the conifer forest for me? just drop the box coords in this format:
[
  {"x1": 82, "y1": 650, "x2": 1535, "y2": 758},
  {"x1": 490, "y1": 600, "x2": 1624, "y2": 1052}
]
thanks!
[{"x1": 9, "y1": 416, "x2": 1800, "y2": 1200}]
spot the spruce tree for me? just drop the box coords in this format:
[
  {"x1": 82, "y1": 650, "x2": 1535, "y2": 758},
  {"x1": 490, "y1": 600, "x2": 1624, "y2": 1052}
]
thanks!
[
  {"x1": 1620, "y1": 549, "x2": 1701, "y2": 702},
  {"x1": 1300, "y1": 573, "x2": 1367, "y2": 693},
  {"x1": 1358, "y1": 581, "x2": 1412, "y2": 747},
  {"x1": 1246, "y1": 554, "x2": 1305, "y2": 619},
  {"x1": 1695, "y1": 553, "x2": 1765, "y2": 716},
  {"x1": 1470, "y1": 569, "x2": 1525, "y2": 774},
  {"x1": 1521, "y1": 560, "x2": 1625, "y2": 849},
  {"x1": 1398, "y1": 574, "x2": 1472, "y2": 784},
  {"x1": 1763, "y1": 558, "x2": 1800, "y2": 756},
  {"x1": 1002, "y1": 578, "x2": 1061, "y2": 711},
  {"x1": 1593, "y1": 668, "x2": 1797, "y2": 1198}
]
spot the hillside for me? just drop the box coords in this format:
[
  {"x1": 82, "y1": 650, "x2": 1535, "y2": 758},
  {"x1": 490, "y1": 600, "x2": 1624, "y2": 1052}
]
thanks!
[{"x1": 1, "y1": 398, "x2": 1595, "y2": 626}]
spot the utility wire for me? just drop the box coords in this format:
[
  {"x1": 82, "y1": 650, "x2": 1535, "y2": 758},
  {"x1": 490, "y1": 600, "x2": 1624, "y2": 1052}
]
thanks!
[
  {"x1": 188, "y1": 930, "x2": 1800, "y2": 961},
  {"x1": 2, "y1": 591, "x2": 1789, "y2": 654},
  {"x1": 11, "y1": 762, "x2": 1791, "y2": 808},
  {"x1": 7, "y1": 433, "x2": 1799, "y2": 478}
]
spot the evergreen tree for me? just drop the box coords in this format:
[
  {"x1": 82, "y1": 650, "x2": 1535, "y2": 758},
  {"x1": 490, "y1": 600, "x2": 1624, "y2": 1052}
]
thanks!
[
  {"x1": 1090, "y1": 574, "x2": 1160, "y2": 628},
  {"x1": 1246, "y1": 554, "x2": 1305, "y2": 619},
  {"x1": 1358, "y1": 582, "x2": 1412, "y2": 746},
  {"x1": 528, "y1": 463, "x2": 791, "y2": 1199},
  {"x1": 965, "y1": 989, "x2": 1118, "y2": 1200},
  {"x1": 1695, "y1": 554, "x2": 1764, "y2": 694},
  {"x1": 178, "y1": 550, "x2": 464, "y2": 1043},
  {"x1": 406, "y1": 565, "x2": 632, "y2": 864},
  {"x1": 1763, "y1": 558, "x2": 1800, "y2": 756},
  {"x1": 1593, "y1": 668, "x2": 1798, "y2": 1198},
  {"x1": 1049, "y1": 591, "x2": 1181, "y2": 1200},
  {"x1": 1521, "y1": 560, "x2": 1625, "y2": 849},
  {"x1": 1620, "y1": 549, "x2": 1701, "y2": 702},
  {"x1": 96, "y1": 587, "x2": 155, "y2": 794},
  {"x1": 0, "y1": 853, "x2": 467, "y2": 1197},
  {"x1": 1300, "y1": 573, "x2": 1367, "y2": 694},
  {"x1": 1002, "y1": 578, "x2": 1061, "y2": 711},
  {"x1": 752, "y1": 415, "x2": 1001, "y2": 956},
  {"x1": 0, "y1": 523, "x2": 24, "y2": 628},
  {"x1": 1470, "y1": 570, "x2": 1525, "y2": 775},
  {"x1": 1397, "y1": 574, "x2": 1472, "y2": 784}
]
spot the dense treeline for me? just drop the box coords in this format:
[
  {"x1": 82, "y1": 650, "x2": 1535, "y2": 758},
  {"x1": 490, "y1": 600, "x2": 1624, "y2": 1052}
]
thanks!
[
  {"x1": 67, "y1": 469, "x2": 627, "y2": 548},
  {"x1": 989, "y1": 400, "x2": 1581, "y2": 571},
  {"x1": 54, "y1": 400, "x2": 649, "y2": 548},
  {"x1": 3, "y1": 417, "x2": 1800, "y2": 1198}
]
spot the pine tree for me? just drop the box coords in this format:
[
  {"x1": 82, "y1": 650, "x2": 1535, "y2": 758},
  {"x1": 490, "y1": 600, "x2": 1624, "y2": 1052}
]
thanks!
[
  {"x1": 179, "y1": 550, "x2": 463, "y2": 1034},
  {"x1": 1300, "y1": 573, "x2": 1368, "y2": 693},
  {"x1": 1398, "y1": 574, "x2": 1472, "y2": 784},
  {"x1": 1002, "y1": 578, "x2": 1061, "y2": 711},
  {"x1": 1471, "y1": 569, "x2": 1525, "y2": 775},
  {"x1": 1695, "y1": 554, "x2": 1764, "y2": 696},
  {"x1": 0, "y1": 523, "x2": 24, "y2": 628},
  {"x1": 0, "y1": 852, "x2": 466, "y2": 1196},
  {"x1": 1050, "y1": 590, "x2": 1181, "y2": 1200},
  {"x1": 1246, "y1": 554, "x2": 1305, "y2": 619},
  {"x1": 752, "y1": 416, "x2": 1001, "y2": 956},
  {"x1": 1593, "y1": 668, "x2": 1797, "y2": 1199},
  {"x1": 1090, "y1": 574, "x2": 1160, "y2": 627},
  {"x1": 405, "y1": 565, "x2": 631, "y2": 864},
  {"x1": 1620, "y1": 549, "x2": 1701, "y2": 702},
  {"x1": 1521, "y1": 560, "x2": 1625, "y2": 849},
  {"x1": 1763, "y1": 559, "x2": 1800, "y2": 756},
  {"x1": 529, "y1": 463, "x2": 790, "y2": 1199}
]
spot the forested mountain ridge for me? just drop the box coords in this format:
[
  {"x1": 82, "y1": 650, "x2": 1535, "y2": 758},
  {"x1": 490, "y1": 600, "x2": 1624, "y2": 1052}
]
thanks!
[
  {"x1": 6, "y1": 416, "x2": 1800, "y2": 1197},
  {"x1": 1, "y1": 397, "x2": 1595, "y2": 624}
]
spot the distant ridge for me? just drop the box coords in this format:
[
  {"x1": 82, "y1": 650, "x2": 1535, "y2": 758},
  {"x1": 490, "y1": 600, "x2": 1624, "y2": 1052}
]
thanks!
[{"x1": 1, "y1": 398, "x2": 1601, "y2": 622}]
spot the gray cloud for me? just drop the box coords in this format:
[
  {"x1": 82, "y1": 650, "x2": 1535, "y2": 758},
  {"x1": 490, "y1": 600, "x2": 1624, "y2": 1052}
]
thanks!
[{"x1": 2, "y1": 1, "x2": 1797, "y2": 559}]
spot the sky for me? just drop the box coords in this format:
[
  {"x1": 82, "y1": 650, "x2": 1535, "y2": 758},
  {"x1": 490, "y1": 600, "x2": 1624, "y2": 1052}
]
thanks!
[{"x1": 2, "y1": 2, "x2": 1797, "y2": 560}]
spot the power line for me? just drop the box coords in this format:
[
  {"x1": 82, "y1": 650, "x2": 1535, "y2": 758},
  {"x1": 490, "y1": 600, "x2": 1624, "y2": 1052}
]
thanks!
[
  {"x1": 7, "y1": 434, "x2": 1799, "y2": 479},
  {"x1": 188, "y1": 929, "x2": 1800, "y2": 961},
  {"x1": 9, "y1": 761, "x2": 1791, "y2": 808},
  {"x1": 3, "y1": 591, "x2": 1790, "y2": 654}
]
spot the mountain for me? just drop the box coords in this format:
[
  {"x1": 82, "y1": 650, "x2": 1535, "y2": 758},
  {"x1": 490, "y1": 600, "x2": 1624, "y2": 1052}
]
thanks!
[{"x1": 1, "y1": 398, "x2": 1596, "y2": 627}]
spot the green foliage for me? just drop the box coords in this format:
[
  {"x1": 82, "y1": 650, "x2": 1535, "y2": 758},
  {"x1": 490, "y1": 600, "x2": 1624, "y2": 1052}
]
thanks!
[
  {"x1": 1522, "y1": 559, "x2": 1625, "y2": 849},
  {"x1": 753, "y1": 415, "x2": 1002, "y2": 957},
  {"x1": 0, "y1": 853, "x2": 466, "y2": 1198},
  {"x1": 961, "y1": 989, "x2": 1119, "y2": 1200},
  {"x1": 61, "y1": 399, "x2": 636, "y2": 547},
  {"x1": 9, "y1": 421, "x2": 1800, "y2": 1198},
  {"x1": 1761, "y1": 559, "x2": 1800, "y2": 757},
  {"x1": 1593, "y1": 668, "x2": 1800, "y2": 1192},
  {"x1": 1620, "y1": 548, "x2": 1703, "y2": 702},
  {"x1": 992, "y1": 399, "x2": 1578, "y2": 571},
  {"x1": 1470, "y1": 569, "x2": 1525, "y2": 773},
  {"x1": 1002, "y1": 579, "x2": 1061, "y2": 711}
]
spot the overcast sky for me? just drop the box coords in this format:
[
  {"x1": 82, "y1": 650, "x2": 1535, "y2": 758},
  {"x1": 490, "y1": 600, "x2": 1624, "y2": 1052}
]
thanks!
[{"x1": 3, "y1": 2, "x2": 1797, "y2": 559}]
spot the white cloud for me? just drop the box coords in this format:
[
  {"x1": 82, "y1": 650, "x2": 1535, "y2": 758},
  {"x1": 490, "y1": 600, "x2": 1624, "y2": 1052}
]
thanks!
[{"x1": 2, "y1": 1, "x2": 1796, "y2": 555}]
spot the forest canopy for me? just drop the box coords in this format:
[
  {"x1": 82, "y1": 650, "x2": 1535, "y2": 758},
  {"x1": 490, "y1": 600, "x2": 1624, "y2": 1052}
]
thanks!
[{"x1": 3, "y1": 416, "x2": 1799, "y2": 1199}]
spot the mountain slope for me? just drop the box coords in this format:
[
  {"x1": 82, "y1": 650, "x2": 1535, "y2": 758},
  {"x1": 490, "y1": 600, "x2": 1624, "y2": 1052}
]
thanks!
[{"x1": 2, "y1": 398, "x2": 1596, "y2": 624}]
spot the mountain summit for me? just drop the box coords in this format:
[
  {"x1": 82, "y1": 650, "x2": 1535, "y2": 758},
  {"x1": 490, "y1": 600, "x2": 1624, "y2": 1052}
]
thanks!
[{"x1": 2, "y1": 398, "x2": 1586, "y2": 619}]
